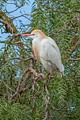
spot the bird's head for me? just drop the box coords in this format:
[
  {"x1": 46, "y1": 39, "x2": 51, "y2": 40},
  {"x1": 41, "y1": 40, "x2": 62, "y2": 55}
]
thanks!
[{"x1": 21, "y1": 29, "x2": 47, "y2": 39}]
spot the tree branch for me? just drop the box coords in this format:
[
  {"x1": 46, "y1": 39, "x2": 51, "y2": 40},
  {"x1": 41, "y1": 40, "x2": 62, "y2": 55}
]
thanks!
[
  {"x1": 67, "y1": 58, "x2": 80, "y2": 61},
  {"x1": 0, "y1": 11, "x2": 18, "y2": 34}
]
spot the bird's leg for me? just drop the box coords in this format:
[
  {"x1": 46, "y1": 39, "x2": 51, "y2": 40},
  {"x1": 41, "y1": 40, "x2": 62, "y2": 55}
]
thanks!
[
  {"x1": 56, "y1": 70, "x2": 64, "y2": 77},
  {"x1": 48, "y1": 68, "x2": 52, "y2": 82},
  {"x1": 44, "y1": 78, "x2": 50, "y2": 120},
  {"x1": 38, "y1": 73, "x2": 45, "y2": 79},
  {"x1": 61, "y1": 71, "x2": 64, "y2": 77}
]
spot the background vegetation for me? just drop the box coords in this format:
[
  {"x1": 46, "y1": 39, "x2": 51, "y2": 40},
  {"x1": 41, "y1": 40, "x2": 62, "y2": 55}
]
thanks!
[{"x1": 0, "y1": 0, "x2": 80, "y2": 120}]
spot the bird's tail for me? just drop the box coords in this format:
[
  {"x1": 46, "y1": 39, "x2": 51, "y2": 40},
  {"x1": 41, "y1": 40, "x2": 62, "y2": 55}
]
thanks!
[
  {"x1": 57, "y1": 64, "x2": 64, "y2": 77},
  {"x1": 57, "y1": 71, "x2": 64, "y2": 77}
]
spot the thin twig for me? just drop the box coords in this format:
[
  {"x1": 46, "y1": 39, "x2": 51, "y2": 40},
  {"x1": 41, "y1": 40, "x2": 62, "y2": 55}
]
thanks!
[
  {"x1": 10, "y1": 81, "x2": 21, "y2": 100},
  {"x1": 44, "y1": 80, "x2": 50, "y2": 120},
  {"x1": 67, "y1": 58, "x2": 80, "y2": 61},
  {"x1": 2, "y1": 81, "x2": 15, "y2": 92},
  {"x1": 7, "y1": 5, "x2": 23, "y2": 13},
  {"x1": 12, "y1": 14, "x2": 30, "y2": 21}
]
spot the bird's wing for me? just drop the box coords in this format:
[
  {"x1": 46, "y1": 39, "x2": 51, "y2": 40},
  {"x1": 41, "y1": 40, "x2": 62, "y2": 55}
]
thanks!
[{"x1": 40, "y1": 37, "x2": 64, "y2": 72}]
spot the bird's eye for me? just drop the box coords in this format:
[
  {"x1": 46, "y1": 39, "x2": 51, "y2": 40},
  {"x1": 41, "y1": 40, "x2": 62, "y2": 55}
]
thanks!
[{"x1": 31, "y1": 34, "x2": 35, "y2": 35}]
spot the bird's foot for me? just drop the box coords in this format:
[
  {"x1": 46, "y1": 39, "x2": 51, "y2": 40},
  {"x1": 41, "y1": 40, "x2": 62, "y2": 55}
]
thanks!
[{"x1": 38, "y1": 73, "x2": 45, "y2": 79}]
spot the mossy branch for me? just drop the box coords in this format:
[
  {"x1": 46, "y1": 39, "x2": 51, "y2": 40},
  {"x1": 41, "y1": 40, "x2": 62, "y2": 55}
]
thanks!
[{"x1": 0, "y1": 11, "x2": 18, "y2": 34}]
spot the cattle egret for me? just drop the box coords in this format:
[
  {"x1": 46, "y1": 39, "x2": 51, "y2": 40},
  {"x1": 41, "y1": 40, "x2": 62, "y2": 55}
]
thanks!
[{"x1": 21, "y1": 29, "x2": 64, "y2": 77}]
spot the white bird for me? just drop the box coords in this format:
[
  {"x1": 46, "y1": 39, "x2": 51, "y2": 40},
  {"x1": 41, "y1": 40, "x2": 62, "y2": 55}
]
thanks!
[{"x1": 21, "y1": 29, "x2": 64, "y2": 77}]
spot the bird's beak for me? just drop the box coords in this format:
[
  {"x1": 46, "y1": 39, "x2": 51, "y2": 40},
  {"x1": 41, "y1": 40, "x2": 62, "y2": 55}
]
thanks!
[
  {"x1": 21, "y1": 33, "x2": 35, "y2": 39},
  {"x1": 21, "y1": 33, "x2": 32, "y2": 37}
]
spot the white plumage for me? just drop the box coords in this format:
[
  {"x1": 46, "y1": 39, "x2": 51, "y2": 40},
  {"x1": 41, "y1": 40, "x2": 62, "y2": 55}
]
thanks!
[{"x1": 22, "y1": 29, "x2": 64, "y2": 77}]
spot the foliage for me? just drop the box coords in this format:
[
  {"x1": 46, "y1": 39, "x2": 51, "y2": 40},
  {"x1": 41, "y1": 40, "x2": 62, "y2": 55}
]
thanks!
[
  {"x1": 0, "y1": 98, "x2": 32, "y2": 120},
  {"x1": 0, "y1": 0, "x2": 80, "y2": 120}
]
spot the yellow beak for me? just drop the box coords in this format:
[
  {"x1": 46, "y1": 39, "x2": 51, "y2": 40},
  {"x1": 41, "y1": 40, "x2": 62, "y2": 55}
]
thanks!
[{"x1": 21, "y1": 33, "x2": 32, "y2": 37}]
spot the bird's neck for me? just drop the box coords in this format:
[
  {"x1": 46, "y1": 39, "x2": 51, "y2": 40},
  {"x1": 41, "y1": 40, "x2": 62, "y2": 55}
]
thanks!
[
  {"x1": 32, "y1": 38, "x2": 42, "y2": 45},
  {"x1": 40, "y1": 33, "x2": 47, "y2": 39},
  {"x1": 33, "y1": 35, "x2": 47, "y2": 44}
]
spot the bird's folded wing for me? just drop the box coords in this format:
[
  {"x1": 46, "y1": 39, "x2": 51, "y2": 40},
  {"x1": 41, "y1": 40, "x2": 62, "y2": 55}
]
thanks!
[{"x1": 40, "y1": 38, "x2": 63, "y2": 71}]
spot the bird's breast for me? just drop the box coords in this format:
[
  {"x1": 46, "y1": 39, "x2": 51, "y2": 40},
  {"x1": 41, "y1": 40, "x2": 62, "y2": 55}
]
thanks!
[
  {"x1": 32, "y1": 45, "x2": 40, "y2": 60},
  {"x1": 32, "y1": 38, "x2": 42, "y2": 60}
]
